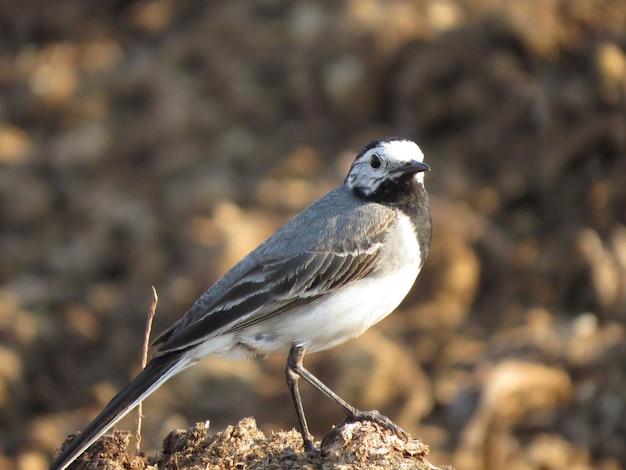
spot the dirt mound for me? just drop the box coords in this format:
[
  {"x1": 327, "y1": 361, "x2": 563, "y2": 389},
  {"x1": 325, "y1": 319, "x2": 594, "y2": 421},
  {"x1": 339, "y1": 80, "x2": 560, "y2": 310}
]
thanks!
[{"x1": 1, "y1": 1, "x2": 625, "y2": 469}]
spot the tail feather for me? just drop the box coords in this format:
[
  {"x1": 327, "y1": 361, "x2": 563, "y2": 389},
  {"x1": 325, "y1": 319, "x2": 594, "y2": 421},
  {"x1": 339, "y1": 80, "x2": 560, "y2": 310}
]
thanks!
[{"x1": 49, "y1": 352, "x2": 192, "y2": 470}]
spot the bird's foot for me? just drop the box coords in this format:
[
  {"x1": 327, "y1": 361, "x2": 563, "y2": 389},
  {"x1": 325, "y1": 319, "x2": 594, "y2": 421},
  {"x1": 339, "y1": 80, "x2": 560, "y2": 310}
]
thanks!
[
  {"x1": 302, "y1": 438, "x2": 319, "y2": 453},
  {"x1": 345, "y1": 409, "x2": 409, "y2": 440},
  {"x1": 298, "y1": 429, "x2": 319, "y2": 453}
]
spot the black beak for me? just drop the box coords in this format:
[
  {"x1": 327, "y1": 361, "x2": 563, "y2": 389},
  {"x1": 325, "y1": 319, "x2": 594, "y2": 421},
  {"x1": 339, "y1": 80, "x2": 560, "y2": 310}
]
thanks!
[{"x1": 394, "y1": 160, "x2": 430, "y2": 175}]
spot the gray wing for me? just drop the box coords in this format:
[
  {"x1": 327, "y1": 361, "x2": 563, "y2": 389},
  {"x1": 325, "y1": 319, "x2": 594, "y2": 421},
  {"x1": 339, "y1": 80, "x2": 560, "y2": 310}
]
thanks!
[{"x1": 152, "y1": 217, "x2": 392, "y2": 355}]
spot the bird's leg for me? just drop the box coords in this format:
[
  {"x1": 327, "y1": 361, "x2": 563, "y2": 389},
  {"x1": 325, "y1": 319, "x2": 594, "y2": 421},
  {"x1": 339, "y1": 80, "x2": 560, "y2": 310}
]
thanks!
[
  {"x1": 285, "y1": 345, "x2": 318, "y2": 452},
  {"x1": 286, "y1": 344, "x2": 409, "y2": 447}
]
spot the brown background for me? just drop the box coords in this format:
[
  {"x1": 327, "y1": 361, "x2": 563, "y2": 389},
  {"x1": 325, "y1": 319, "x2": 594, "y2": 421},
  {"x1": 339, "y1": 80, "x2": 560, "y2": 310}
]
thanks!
[{"x1": 1, "y1": 1, "x2": 625, "y2": 469}]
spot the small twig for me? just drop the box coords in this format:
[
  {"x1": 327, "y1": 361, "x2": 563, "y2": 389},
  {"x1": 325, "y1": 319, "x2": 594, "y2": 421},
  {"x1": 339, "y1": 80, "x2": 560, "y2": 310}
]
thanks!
[{"x1": 136, "y1": 286, "x2": 158, "y2": 456}]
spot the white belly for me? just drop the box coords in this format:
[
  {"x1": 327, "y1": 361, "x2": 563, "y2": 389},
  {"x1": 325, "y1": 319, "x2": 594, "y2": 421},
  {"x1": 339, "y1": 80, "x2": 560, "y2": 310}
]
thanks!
[
  {"x1": 233, "y1": 260, "x2": 420, "y2": 356},
  {"x1": 192, "y1": 213, "x2": 424, "y2": 360}
]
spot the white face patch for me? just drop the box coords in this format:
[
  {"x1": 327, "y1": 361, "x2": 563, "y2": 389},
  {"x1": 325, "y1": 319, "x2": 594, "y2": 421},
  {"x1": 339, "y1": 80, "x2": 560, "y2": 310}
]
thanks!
[
  {"x1": 379, "y1": 139, "x2": 425, "y2": 164},
  {"x1": 345, "y1": 138, "x2": 427, "y2": 196}
]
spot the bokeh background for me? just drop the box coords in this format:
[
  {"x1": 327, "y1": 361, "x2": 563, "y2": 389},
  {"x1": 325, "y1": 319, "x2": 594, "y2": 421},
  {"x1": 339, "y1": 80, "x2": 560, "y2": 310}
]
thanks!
[{"x1": 1, "y1": 1, "x2": 625, "y2": 469}]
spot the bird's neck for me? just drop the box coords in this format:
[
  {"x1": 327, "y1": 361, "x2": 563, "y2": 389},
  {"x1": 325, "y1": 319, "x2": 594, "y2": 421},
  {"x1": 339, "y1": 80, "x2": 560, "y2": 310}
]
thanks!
[{"x1": 395, "y1": 181, "x2": 432, "y2": 267}]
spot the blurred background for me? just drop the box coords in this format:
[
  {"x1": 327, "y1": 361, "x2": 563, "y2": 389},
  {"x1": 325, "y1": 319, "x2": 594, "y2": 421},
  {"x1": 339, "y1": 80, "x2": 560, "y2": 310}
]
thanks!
[{"x1": 1, "y1": 1, "x2": 625, "y2": 469}]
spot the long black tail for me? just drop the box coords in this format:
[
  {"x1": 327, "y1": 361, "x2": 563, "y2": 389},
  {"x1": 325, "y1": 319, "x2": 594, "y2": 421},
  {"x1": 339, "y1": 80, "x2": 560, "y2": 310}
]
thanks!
[{"x1": 49, "y1": 351, "x2": 192, "y2": 470}]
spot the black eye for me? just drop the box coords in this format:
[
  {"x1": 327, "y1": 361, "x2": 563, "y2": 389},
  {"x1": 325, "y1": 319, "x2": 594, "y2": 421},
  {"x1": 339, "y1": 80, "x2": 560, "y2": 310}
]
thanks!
[{"x1": 370, "y1": 154, "x2": 382, "y2": 169}]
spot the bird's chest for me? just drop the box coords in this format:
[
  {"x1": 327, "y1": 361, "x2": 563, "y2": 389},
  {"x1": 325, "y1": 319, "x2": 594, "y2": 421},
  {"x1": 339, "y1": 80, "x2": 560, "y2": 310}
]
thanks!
[
  {"x1": 279, "y1": 219, "x2": 422, "y2": 352},
  {"x1": 324, "y1": 214, "x2": 422, "y2": 342},
  {"x1": 295, "y1": 255, "x2": 421, "y2": 353},
  {"x1": 236, "y1": 263, "x2": 419, "y2": 357},
  {"x1": 234, "y1": 214, "x2": 424, "y2": 356}
]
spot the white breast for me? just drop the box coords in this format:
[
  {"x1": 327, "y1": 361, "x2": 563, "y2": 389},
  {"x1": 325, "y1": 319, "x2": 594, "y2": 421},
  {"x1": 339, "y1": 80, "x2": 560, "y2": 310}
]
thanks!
[{"x1": 225, "y1": 213, "x2": 422, "y2": 357}]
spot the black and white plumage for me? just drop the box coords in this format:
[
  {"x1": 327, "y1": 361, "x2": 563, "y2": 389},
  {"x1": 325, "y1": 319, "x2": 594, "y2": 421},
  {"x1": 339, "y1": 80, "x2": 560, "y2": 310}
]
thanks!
[{"x1": 50, "y1": 137, "x2": 431, "y2": 470}]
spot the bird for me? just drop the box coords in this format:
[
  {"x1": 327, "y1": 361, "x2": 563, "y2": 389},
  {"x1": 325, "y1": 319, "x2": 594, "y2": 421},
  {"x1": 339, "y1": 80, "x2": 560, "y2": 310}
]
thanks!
[{"x1": 50, "y1": 137, "x2": 431, "y2": 470}]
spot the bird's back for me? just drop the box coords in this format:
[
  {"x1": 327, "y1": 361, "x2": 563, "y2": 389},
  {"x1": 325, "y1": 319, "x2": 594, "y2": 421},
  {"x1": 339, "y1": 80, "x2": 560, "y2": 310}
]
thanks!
[{"x1": 151, "y1": 185, "x2": 398, "y2": 351}]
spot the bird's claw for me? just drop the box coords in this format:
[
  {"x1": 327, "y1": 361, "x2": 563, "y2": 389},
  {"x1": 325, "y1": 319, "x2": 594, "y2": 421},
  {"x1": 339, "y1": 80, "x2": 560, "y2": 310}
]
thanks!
[{"x1": 345, "y1": 409, "x2": 409, "y2": 440}]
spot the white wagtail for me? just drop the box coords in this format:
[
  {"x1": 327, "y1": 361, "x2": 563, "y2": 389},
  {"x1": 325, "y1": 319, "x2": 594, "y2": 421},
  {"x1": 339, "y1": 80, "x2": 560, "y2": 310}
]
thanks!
[{"x1": 50, "y1": 137, "x2": 431, "y2": 470}]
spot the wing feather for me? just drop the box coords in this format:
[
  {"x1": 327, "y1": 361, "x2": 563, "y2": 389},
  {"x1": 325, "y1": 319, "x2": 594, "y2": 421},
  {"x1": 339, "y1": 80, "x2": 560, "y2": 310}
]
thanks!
[{"x1": 152, "y1": 204, "x2": 395, "y2": 355}]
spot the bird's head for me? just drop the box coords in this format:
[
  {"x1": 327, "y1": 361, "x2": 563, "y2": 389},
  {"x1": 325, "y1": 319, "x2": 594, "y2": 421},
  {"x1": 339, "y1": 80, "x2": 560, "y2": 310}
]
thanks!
[{"x1": 345, "y1": 138, "x2": 430, "y2": 202}]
